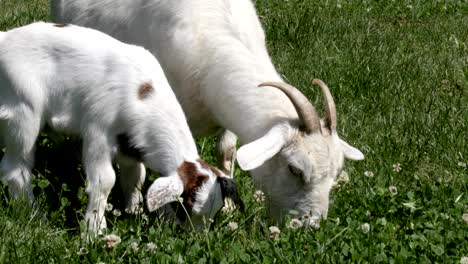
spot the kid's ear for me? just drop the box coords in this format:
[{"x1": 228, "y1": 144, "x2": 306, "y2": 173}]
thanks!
[{"x1": 146, "y1": 175, "x2": 184, "y2": 212}]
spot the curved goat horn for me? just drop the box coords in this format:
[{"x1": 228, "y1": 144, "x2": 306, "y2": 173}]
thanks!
[
  {"x1": 312, "y1": 79, "x2": 337, "y2": 131},
  {"x1": 259, "y1": 82, "x2": 321, "y2": 133}
]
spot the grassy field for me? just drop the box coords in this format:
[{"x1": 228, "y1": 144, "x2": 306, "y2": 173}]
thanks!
[{"x1": 0, "y1": 0, "x2": 467, "y2": 263}]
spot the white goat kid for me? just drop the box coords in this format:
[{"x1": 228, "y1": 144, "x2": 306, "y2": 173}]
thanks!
[
  {"x1": 53, "y1": 0, "x2": 364, "y2": 227},
  {"x1": 0, "y1": 22, "x2": 241, "y2": 233}
]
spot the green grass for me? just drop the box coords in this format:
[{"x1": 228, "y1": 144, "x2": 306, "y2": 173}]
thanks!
[{"x1": 0, "y1": 0, "x2": 467, "y2": 263}]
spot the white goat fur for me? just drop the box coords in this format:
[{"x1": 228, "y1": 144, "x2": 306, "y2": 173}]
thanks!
[
  {"x1": 53, "y1": 0, "x2": 365, "y2": 227},
  {"x1": 0, "y1": 22, "x2": 237, "y2": 233}
]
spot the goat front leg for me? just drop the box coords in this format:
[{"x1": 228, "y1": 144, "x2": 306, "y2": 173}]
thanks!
[
  {"x1": 116, "y1": 155, "x2": 145, "y2": 214},
  {"x1": 216, "y1": 129, "x2": 238, "y2": 176},
  {"x1": 82, "y1": 130, "x2": 116, "y2": 234},
  {"x1": 216, "y1": 129, "x2": 239, "y2": 213}
]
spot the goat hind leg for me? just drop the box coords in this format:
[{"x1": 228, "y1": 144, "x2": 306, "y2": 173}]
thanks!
[{"x1": 116, "y1": 155, "x2": 145, "y2": 214}]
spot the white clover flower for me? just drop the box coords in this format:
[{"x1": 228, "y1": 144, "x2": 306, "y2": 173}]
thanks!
[
  {"x1": 227, "y1": 222, "x2": 239, "y2": 231},
  {"x1": 333, "y1": 171, "x2": 350, "y2": 189},
  {"x1": 360, "y1": 223, "x2": 370, "y2": 234},
  {"x1": 365, "y1": 210, "x2": 371, "y2": 217},
  {"x1": 458, "y1": 162, "x2": 467, "y2": 168},
  {"x1": 105, "y1": 203, "x2": 113, "y2": 212},
  {"x1": 462, "y1": 213, "x2": 468, "y2": 224},
  {"x1": 364, "y1": 171, "x2": 374, "y2": 177},
  {"x1": 287, "y1": 219, "x2": 303, "y2": 229},
  {"x1": 269, "y1": 226, "x2": 280, "y2": 233},
  {"x1": 392, "y1": 163, "x2": 401, "y2": 173},
  {"x1": 112, "y1": 209, "x2": 121, "y2": 217},
  {"x1": 77, "y1": 247, "x2": 89, "y2": 255},
  {"x1": 388, "y1": 185, "x2": 398, "y2": 196},
  {"x1": 269, "y1": 226, "x2": 281, "y2": 240},
  {"x1": 102, "y1": 234, "x2": 121, "y2": 249},
  {"x1": 461, "y1": 256, "x2": 468, "y2": 264},
  {"x1": 336, "y1": 171, "x2": 349, "y2": 184},
  {"x1": 130, "y1": 242, "x2": 139, "y2": 253},
  {"x1": 146, "y1": 242, "x2": 157, "y2": 253},
  {"x1": 253, "y1": 190, "x2": 265, "y2": 203}
]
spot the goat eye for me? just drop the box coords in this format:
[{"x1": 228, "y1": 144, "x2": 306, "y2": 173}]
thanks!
[{"x1": 288, "y1": 164, "x2": 303, "y2": 177}]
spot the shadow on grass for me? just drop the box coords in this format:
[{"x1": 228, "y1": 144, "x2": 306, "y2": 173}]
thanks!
[{"x1": 0, "y1": 134, "x2": 161, "y2": 233}]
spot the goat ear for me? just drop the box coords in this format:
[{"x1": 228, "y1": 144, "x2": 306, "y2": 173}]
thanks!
[
  {"x1": 340, "y1": 139, "x2": 365, "y2": 161},
  {"x1": 237, "y1": 125, "x2": 289, "y2": 170},
  {"x1": 146, "y1": 175, "x2": 184, "y2": 212},
  {"x1": 218, "y1": 176, "x2": 244, "y2": 212}
]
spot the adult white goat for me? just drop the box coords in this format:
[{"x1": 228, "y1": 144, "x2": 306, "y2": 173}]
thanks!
[
  {"x1": 0, "y1": 22, "x2": 242, "y2": 233},
  {"x1": 53, "y1": 0, "x2": 365, "y2": 227}
]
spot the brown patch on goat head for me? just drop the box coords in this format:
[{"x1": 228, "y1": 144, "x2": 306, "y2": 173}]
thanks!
[
  {"x1": 176, "y1": 161, "x2": 209, "y2": 215},
  {"x1": 53, "y1": 23, "x2": 69, "y2": 28},
  {"x1": 138, "y1": 82, "x2": 153, "y2": 100},
  {"x1": 198, "y1": 159, "x2": 223, "y2": 177}
]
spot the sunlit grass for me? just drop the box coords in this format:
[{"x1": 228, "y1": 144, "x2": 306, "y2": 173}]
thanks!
[{"x1": 0, "y1": 0, "x2": 467, "y2": 263}]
